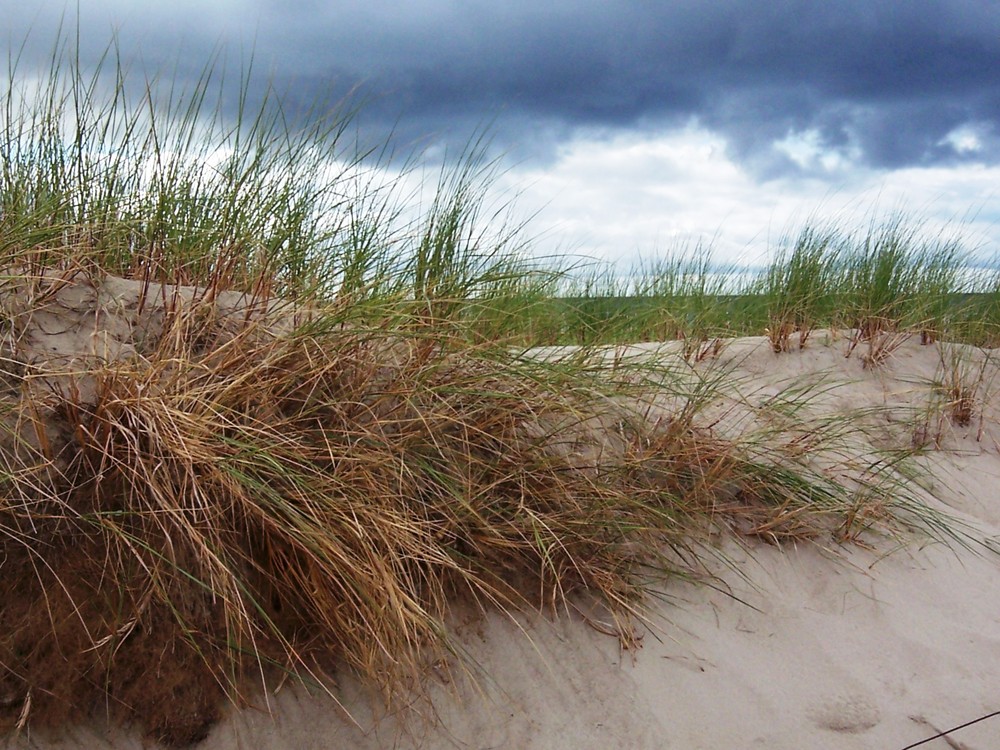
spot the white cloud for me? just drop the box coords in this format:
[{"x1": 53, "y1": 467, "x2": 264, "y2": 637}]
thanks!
[
  {"x1": 940, "y1": 124, "x2": 985, "y2": 154},
  {"x1": 774, "y1": 129, "x2": 861, "y2": 172},
  {"x1": 498, "y1": 125, "x2": 1000, "y2": 269}
]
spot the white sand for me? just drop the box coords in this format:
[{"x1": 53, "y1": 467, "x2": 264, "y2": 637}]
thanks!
[{"x1": 6, "y1": 302, "x2": 1000, "y2": 749}]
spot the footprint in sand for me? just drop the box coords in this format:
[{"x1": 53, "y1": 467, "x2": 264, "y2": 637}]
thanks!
[{"x1": 806, "y1": 693, "x2": 881, "y2": 733}]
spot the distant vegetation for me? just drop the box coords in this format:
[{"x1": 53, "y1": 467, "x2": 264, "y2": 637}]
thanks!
[{"x1": 538, "y1": 219, "x2": 999, "y2": 351}]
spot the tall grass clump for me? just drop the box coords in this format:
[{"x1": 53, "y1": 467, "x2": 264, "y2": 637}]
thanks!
[
  {"x1": 553, "y1": 262, "x2": 633, "y2": 344},
  {"x1": 1, "y1": 39, "x2": 360, "y2": 294},
  {"x1": 555, "y1": 245, "x2": 747, "y2": 354},
  {"x1": 835, "y1": 215, "x2": 972, "y2": 356},
  {"x1": 0, "y1": 32, "x2": 981, "y2": 749},
  {"x1": 946, "y1": 263, "x2": 1000, "y2": 348},
  {"x1": 760, "y1": 225, "x2": 841, "y2": 352},
  {"x1": 0, "y1": 35, "x2": 585, "y2": 744},
  {"x1": 632, "y1": 246, "x2": 744, "y2": 358}
]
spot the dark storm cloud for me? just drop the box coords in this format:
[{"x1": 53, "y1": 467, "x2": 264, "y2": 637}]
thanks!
[{"x1": 6, "y1": 0, "x2": 1000, "y2": 172}]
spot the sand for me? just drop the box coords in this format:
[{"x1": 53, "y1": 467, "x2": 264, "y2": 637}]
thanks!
[{"x1": 4, "y1": 277, "x2": 1000, "y2": 749}]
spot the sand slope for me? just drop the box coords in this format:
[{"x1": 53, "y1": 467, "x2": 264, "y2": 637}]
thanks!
[{"x1": 7, "y1": 333, "x2": 1000, "y2": 750}]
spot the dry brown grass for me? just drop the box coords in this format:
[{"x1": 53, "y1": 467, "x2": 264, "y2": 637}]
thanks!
[
  {"x1": 0, "y1": 267, "x2": 682, "y2": 743},
  {"x1": 0, "y1": 265, "x2": 962, "y2": 746}
]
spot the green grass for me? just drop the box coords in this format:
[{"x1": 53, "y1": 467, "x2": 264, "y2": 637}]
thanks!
[
  {"x1": 759, "y1": 224, "x2": 841, "y2": 352},
  {"x1": 0, "y1": 33, "x2": 995, "y2": 748},
  {"x1": 521, "y1": 222, "x2": 998, "y2": 352}
]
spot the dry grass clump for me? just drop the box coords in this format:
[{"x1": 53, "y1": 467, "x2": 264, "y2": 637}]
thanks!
[
  {"x1": 0, "y1": 263, "x2": 949, "y2": 746},
  {"x1": 0, "y1": 271, "x2": 544, "y2": 739},
  {"x1": 0, "y1": 266, "x2": 731, "y2": 743},
  {"x1": 913, "y1": 342, "x2": 998, "y2": 446}
]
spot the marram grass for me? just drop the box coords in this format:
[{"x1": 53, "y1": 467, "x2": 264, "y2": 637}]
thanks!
[{"x1": 0, "y1": 35, "x2": 993, "y2": 748}]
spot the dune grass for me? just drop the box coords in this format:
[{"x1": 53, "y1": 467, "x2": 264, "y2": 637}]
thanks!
[
  {"x1": 0, "y1": 35, "x2": 995, "y2": 747},
  {"x1": 759, "y1": 225, "x2": 840, "y2": 352},
  {"x1": 522, "y1": 219, "x2": 999, "y2": 352}
]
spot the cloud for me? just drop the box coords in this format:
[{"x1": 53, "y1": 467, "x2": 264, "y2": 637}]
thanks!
[
  {"x1": 501, "y1": 125, "x2": 1000, "y2": 267},
  {"x1": 6, "y1": 0, "x2": 1000, "y2": 175}
]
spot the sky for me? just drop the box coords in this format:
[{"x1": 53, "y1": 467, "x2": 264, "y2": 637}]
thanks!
[{"x1": 5, "y1": 1, "x2": 1000, "y2": 268}]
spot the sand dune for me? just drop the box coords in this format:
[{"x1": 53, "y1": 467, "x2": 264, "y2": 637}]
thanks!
[{"x1": 7, "y1": 329, "x2": 1000, "y2": 750}]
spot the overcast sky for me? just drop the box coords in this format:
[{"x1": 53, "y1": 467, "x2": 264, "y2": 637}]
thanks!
[{"x1": 5, "y1": 1, "x2": 1000, "y2": 267}]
